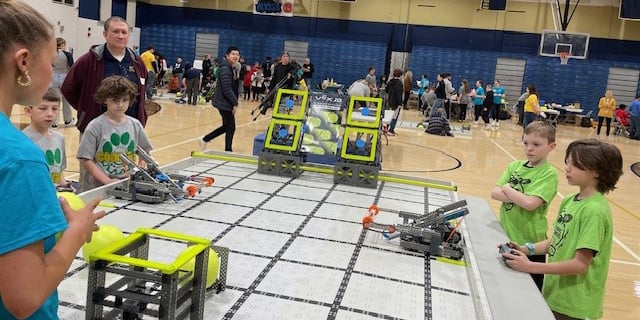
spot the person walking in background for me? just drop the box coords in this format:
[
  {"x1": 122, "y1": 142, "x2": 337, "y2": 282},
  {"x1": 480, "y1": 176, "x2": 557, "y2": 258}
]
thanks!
[
  {"x1": 628, "y1": 95, "x2": 640, "y2": 140},
  {"x1": 62, "y1": 16, "x2": 148, "y2": 133},
  {"x1": 421, "y1": 86, "x2": 437, "y2": 117},
  {"x1": 51, "y1": 37, "x2": 75, "y2": 127},
  {"x1": 269, "y1": 52, "x2": 295, "y2": 92},
  {"x1": 457, "y1": 79, "x2": 472, "y2": 121},
  {"x1": 262, "y1": 56, "x2": 273, "y2": 80},
  {"x1": 522, "y1": 85, "x2": 542, "y2": 130},
  {"x1": 385, "y1": 69, "x2": 404, "y2": 136},
  {"x1": 365, "y1": 66, "x2": 377, "y2": 97},
  {"x1": 183, "y1": 62, "x2": 201, "y2": 105},
  {"x1": 430, "y1": 73, "x2": 446, "y2": 118},
  {"x1": 417, "y1": 74, "x2": 429, "y2": 112},
  {"x1": 302, "y1": 57, "x2": 314, "y2": 90},
  {"x1": 198, "y1": 46, "x2": 241, "y2": 152},
  {"x1": 0, "y1": 2, "x2": 105, "y2": 318},
  {"x1": 402, "y1": 70, "x2": 413, "y2": 110},
  {"x1": 173, "y1": 57, "x2": 184, "y2": 86},
  {"x1": 516, "y1": 88, "x2": 529, "y2": 126},
  {"x1": 503, "y1": 139, "x2": 623, "y2": 320},
  {"x1": 202, "y1": 53, "x2": 212, "y2": 86},
  {"x1": 597, "y1": 90, "x2": 616, "y2": 136},
  {"x1": 140, "y1": 45, "x2": 156, "y2": 100},
  {"x1": 155, "y1": 54, "x2": 167, "y2": 87},
  {"x1": 492, "y1": 80, "x2": 505, "y2": 129},
  {"x1": 482, "y1": 84, "x2": 494, "y2": 130},
  {"x1": 242, "y1": 64, "x2": 252, "y2": 100},
  {"x1": 492, "y1": 121, "x2": 558, "y2": 290},
  {"x1": 251, "y1": 66, "x2": 265, "y2": 102},
  {"x1": 378, "y1": 75, "x2": 388, "y2": 108},
  {"x1": 473, "y1": 80, "x2": 485, "y2": 125},
  {"x1": 238, "y1": 56, "x2": 247, "y2": 95},
  {"x1": 443, "y1": 73, "x2": 455, "y2": 118}
]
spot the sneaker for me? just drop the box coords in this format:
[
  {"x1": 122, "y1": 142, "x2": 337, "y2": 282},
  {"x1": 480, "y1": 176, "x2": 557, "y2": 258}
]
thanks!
[
  {"x1": 484, "y1": 124, "x2": 491, "y2": 130},
  {"x1": 64, "y1": 118, "x2": 76, "y2": 127},
  {"x1": 386, "y1": 130, "x2": 396, "y2": 136},
  {"x1": 197, "y1": 138, "x2": 207, "y2": 151}
]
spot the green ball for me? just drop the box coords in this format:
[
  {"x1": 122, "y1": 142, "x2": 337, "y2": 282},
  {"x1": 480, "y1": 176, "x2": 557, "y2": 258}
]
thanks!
[
  {"x1": 307, "y1": 116, "x2": 322, "y2": 127},
  {"x1": 181, "y1": 248, "x2": 220, "y2": 288},
  {"x1": 82, "y1": 225, "x2": 125, "y2": 262},
  {"x1": 57, "y1": 192, "x2": 85, "y2": 210},
  {"x1": 327, "y1": 112, "x2": 339, "y2": 124},
  {"x1": 56, "y1": 192, "x2": 86, "y2": 241},
  {"x1": 417, "y1": 123, "x2": 425, "y2": 128},
  {"x1": 302, "y1": 134, "x2": 316, "y2": 144}
]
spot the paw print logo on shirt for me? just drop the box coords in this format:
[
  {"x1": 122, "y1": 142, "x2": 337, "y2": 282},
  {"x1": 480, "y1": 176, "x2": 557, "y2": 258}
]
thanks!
[
  {"x1": 103, "y1": 132, "x2": 135, "y2": 153},
  {"x1": 99, "y1": 132, "x2": 136, "y2": 176},
  {"x1": 45, "y1": 148, "x2": 63, "y2": 183}
]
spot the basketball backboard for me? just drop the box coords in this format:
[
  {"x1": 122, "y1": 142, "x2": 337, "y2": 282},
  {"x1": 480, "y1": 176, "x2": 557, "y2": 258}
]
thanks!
[{"x1": 539, "y1": 30, "x2": 590, "y2": 59}]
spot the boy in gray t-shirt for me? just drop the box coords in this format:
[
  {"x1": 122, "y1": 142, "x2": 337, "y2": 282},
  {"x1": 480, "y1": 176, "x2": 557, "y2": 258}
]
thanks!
[
  {"x1": 365, "y1": 66, "x2": 377, "y2": 96},
  {"x1": 77, "y1": 76, "x2": 153, "y2": 192},
  {"x1": 23, "y1": 88, "x2": 72, "y2": 189}
]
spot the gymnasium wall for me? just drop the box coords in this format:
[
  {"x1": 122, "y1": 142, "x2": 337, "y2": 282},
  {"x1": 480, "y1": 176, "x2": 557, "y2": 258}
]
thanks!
[{"x1": 73, "y1": 0, "x2": 640, "y2": 111}]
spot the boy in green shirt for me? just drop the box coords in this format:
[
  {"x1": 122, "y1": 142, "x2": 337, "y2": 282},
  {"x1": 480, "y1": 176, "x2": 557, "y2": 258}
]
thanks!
[
  {"x1": 503, "y1": 139, "x2": 623, "y2": 320},
  {"x1": 492, "y1": 121, "x2": 558, "y2": 290}
]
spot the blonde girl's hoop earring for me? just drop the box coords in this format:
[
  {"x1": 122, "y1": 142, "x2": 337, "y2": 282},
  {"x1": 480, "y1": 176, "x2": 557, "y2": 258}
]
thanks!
[{"x1": 17, "y1": 70, "x2": 32, "y2": 87}]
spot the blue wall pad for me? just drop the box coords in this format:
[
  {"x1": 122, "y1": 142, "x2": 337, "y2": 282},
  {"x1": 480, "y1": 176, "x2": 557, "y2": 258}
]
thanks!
[{"x1": 137, "y1": 3, "x2": 640, "y2": 113}]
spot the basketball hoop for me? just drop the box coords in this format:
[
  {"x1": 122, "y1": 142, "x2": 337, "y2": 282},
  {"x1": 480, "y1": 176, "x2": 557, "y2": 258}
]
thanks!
[{"x1": 559, "y1": 52, "x2": 570, "y2": 65}]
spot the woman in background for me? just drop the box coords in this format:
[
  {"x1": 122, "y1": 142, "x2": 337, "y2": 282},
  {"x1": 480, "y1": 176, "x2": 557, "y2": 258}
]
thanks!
[
  {"x1": 597, "y1": 90, "x2": 616, "y2": 136},
  {"x1": 402, "y1": 70, "x2": 413, "y2": 110},
  {"x1": 385, "y1": 69, "x2": 404, "y2": 135},
  {"x1": 52, "y1": 37, "x2": 75, "y2": 127}
]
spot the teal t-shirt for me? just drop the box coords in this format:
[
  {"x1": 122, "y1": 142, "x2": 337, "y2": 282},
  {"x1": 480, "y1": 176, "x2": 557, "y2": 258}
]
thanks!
[
  {"x1": 0, "y1": 113, "x2": 68, "y2": 319},
  {"x1": 543, "y1": 193, "x2": 612, "y2": 319},
  {"x1": 497, "y1": 160, "x2": 558, "y2": 244}
]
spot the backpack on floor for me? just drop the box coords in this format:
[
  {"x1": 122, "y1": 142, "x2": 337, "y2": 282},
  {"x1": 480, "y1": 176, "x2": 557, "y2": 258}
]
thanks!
[
  {"x1": 581, "y1": 116, "x2": 592, "y2": 127},
  {"x1": 498, "y1": 109, "x2": 511, "y2": 120}
]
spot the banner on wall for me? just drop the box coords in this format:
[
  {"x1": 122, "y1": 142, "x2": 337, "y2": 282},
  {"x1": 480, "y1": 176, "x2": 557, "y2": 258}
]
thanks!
[{"x1": 253, "y1": 0, "x2": 294, "y2": 17}]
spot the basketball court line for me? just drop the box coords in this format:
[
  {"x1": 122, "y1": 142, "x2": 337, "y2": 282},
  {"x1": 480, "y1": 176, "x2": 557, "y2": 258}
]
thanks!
[{"x1": 490, "y1": 138, "x2": 640, "y2": 264}]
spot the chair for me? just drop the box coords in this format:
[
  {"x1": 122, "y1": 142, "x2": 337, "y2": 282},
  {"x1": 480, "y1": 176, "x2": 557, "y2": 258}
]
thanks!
[
  {"x1": 613, "y1": 115, "x2": 630, "y2": 137},
  {"x1": 574, "y1": 110, "x2": 593, "y2": 127},
  {"x1": 542, "y1": 109, "x2": 560, "y2": 127}
]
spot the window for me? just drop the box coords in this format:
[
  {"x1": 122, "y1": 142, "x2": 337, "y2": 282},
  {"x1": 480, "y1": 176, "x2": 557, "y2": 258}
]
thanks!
[{"x1": 52, "y1": 0, "x2": 74, "y2": 5}]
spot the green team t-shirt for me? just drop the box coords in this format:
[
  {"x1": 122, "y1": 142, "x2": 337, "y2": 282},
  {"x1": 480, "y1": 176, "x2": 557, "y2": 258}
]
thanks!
[
  {"x1": 543, "y1": 193, "x2": 612, "y2": 319},
  {"x1": 497, "y1": 160, "x2": 558, "y2": 244}
]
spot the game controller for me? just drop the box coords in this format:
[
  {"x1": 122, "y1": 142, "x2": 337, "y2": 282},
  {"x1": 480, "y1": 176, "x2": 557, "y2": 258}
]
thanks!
[
  {"x1": 499, "y1": 243, "x2": 517, "y2": 265},
  {"x1": 499, "y1": 243, "x2": 515, "y2": 255}
]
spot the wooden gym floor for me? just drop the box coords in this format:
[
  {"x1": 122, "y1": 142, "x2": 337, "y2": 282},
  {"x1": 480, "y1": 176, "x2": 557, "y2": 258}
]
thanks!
[{"x1": 10, "y1": 94, "x2": 640, "y2": 319}]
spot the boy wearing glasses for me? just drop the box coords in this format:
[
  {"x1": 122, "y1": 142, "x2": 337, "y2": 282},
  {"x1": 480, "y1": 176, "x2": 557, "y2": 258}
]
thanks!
[{"x1": 22, "y1": 88, "x2": 73, "y2": 190}]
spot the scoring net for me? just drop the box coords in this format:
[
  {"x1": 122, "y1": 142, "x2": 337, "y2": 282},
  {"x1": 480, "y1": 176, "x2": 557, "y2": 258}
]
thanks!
[{"x1": 559, "y1": 52, "x2": 571, "y2": 65}]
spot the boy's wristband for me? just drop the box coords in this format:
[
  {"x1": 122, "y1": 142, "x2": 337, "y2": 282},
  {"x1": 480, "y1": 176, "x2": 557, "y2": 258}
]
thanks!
[{"x1": 524, "y1": 242, "x2": 535, "y2": 256}]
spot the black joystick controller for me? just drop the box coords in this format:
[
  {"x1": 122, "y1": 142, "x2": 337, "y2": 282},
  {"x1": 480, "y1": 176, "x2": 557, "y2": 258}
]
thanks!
[
  {"x1": 499, "y1": 243, "x2": 516, "y2": 265},
  {"x1": 499, "y1": 243, "x2": 514, "y2": 254}
]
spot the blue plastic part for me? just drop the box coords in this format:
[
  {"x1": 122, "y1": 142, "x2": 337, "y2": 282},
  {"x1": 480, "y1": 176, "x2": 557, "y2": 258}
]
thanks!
[
  {"x1": 285, "y1": 98, "x2": 294, "y2": 109},
  {"x1": 278, "y1": 128, "x2": 288, "y2": 138}
]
